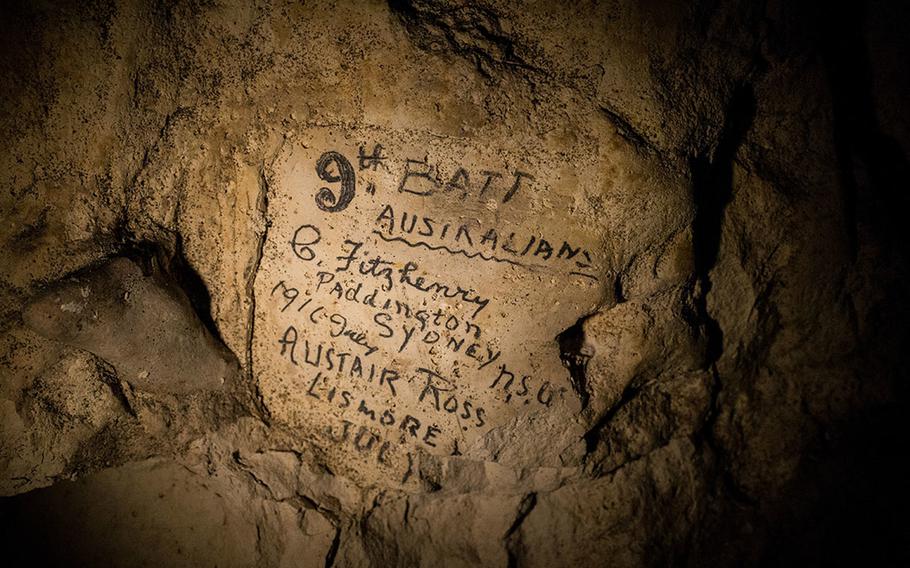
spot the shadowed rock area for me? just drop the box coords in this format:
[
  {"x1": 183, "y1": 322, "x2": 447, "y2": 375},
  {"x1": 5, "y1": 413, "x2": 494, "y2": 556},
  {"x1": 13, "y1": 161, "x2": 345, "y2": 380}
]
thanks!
[
  {"x1": 23, "y1": 256, "x2": 235, "y2": 394},
  {"x1": 1, "y1": 0, "x2": 908, "y2": 566}
]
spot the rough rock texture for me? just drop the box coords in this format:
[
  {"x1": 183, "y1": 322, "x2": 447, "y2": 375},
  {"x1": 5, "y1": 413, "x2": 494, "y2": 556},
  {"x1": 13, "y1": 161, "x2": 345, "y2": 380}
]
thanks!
[
  {"x1": 1, "y1": 0, "x2": 908, "y2": 566},
  {"x1": 23, "y1": 256, "x2": 236, "y2": 394}
]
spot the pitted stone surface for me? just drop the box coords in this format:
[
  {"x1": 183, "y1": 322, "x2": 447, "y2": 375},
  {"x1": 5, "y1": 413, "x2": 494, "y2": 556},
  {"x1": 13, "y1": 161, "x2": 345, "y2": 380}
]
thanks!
[
  {"x1": 1, "y1": 0, "x2": 907, "y2": 565},
  {"x1": 252, "y1": 130, "x2": 627, "y2": 485},
  {"x1": 23, "y1": 257, "x2": 235, "y2": 394}
]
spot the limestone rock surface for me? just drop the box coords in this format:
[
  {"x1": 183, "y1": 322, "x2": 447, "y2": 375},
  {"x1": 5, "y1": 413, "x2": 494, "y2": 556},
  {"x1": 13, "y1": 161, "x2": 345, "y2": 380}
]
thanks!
[{"x1": 1, "y1": 0, "x2": 907, "y2": 566}]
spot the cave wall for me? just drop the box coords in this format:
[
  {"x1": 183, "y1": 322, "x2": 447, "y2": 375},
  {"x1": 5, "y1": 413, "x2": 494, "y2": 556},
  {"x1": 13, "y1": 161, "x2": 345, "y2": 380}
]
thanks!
[{"x1": 1, "y1": 0, "x2": 907, "y2": 566}]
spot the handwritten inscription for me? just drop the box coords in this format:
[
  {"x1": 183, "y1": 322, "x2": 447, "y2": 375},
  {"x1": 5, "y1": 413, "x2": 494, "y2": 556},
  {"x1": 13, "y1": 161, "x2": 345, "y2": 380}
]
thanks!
[
  {"x1": 256, "y1": 136, "x2": 601, "y2": 486},
  {"x1": 374, "y1": 203, "x2": 597, "y2": 279},
  {"x1": 290, "y1": 225, "x2": 322, "y2": 261},
  {"x1": 315, "y1": 151, "x2": 356, "y2": 212},
  {"x1": 313, "y1": 273, "x2": 500, "y2": 368},
  {"x1": 358, "y1": 144, "x2": 387, "y2": 171},
  {"x1": 398, "y1": 157, "x2": 534, "y2": 203},
  {"x1": 333, "y1": 240, "x2": 491, "y2": 317}
]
